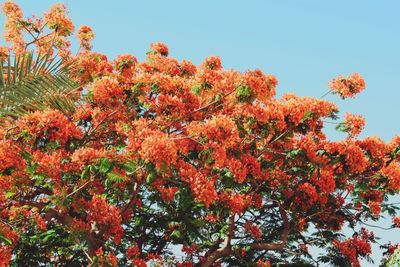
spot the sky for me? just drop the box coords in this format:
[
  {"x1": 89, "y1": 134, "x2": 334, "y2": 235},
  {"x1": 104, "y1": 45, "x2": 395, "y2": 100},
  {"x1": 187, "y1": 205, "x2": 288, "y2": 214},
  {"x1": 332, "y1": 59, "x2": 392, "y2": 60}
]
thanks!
[{"x1": 1, "y1": 0, "x2": 400, "y2": 265}]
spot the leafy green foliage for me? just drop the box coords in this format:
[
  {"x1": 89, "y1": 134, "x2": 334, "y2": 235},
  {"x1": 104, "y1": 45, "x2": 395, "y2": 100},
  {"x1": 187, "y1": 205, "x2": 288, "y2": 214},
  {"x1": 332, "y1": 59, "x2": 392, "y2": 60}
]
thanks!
[{"x1": 0, "y1": 52, "x2": 80, "y2": 122}]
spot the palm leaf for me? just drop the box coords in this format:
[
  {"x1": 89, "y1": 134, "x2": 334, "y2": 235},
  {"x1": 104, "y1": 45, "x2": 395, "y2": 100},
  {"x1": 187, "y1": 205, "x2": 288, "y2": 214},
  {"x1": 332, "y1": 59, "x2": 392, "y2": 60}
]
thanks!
[{"x1": 0, "y1": 52, "x2": 81, "y2": 122}]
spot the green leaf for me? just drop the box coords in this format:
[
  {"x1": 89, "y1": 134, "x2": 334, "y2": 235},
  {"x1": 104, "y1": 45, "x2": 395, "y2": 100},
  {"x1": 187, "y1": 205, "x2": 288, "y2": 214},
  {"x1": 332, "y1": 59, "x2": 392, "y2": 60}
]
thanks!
[
  {"x1": 99, "y1": 158, "x2": 112, "y2": 174},
  {"x1": 106, "y1": 172, "x2": 126, "y2": 183},
  {"x1": 26, "y1": 163, "x2": 39, "y2": 174},
  {"x1": 81, "y1": 167, "x2": 90, "y2": 179},
  {"x1": 123, "y1": 161, "x2": 137, "y2": 175},
  {"x1": 301, "y1": 111, "x2": 313, "y2": 122},
  {"x1": 0, "y1": 51, "x2": 81, "y2": 123},
  {"x1": 286, "y1": 149, "x2": 302, "y2": 159},
  {"x1": 40, "y1": 229, "x2": 57, "y2": 242},
  {"x1": 335, "y1": 123, "x2": 349, "y2": 133},
  {"x1": 235, "y1": 85, "x2": 254, "y2": 102},
  {"x1": 21, "y1": 151, "x2": 32, "y2": 161},
  {"x1": 170, "y1": 230, "x2": 182, "y2": 240},
  {"x1": 146, "y1": 170, "x2": 157, "y2": 184},
  {"x1": 0, "y1": 234, "x2": 13, "y2": 245},
  {"x1": 219, "y1": 224, "x2": 229, "y2": 236},
  {"x1": 5, "y1": 191, "x2": 15, "y2": 199},
  {"x1": 149, "y1": 83, "x2": 160, "y2": 93},
  {"x1": 190, "y1": 84, "x2": 202, "y2": 95}
]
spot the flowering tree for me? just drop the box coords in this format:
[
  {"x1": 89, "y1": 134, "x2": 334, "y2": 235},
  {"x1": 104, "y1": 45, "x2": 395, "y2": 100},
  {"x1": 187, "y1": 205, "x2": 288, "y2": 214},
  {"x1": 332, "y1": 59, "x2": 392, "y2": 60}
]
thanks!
[{"x1": 0, "y1": 2, "x2": 399, "y2": 267}]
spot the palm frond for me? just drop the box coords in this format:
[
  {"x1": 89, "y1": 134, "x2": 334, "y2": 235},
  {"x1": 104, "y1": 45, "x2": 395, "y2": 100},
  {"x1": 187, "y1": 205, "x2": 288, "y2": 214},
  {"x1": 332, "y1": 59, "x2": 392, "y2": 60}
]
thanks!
[{"x1": 0, "y1": 52, "x2": 80, "y2": 122}]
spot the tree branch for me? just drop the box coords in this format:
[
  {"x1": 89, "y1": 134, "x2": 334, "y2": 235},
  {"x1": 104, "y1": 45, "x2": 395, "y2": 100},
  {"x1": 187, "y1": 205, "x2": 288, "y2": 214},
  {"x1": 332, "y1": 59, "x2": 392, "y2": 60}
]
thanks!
[
  {"x1": 249, "y1": 202, "x2": 289, "y2": 251},
  {"x1": 200, "y1": 214, "x2": 235, "y2": 267}
]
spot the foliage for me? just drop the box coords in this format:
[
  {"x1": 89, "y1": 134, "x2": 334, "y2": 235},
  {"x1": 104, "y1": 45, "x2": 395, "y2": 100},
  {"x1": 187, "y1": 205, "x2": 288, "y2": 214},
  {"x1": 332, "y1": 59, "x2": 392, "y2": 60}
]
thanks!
[
  {"x1": 0, "y1": 51, "x2": 80, "y2": 122},
  {"x1": 0, "y1": 1, "x2": 399, "y2": 267}
]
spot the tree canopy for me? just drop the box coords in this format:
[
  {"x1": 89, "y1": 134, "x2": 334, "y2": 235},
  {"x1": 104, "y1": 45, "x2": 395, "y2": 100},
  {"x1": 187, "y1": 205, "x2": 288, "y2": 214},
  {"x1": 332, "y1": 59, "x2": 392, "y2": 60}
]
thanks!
[{"x1": 0, "y1": 2, "x2": 399, "y2": 266}]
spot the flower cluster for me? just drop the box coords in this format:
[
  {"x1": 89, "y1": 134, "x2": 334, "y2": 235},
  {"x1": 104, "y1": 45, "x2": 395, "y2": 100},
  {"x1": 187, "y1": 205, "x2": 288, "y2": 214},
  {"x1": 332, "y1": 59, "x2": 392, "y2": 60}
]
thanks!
[
  {"x1": 77, "y1": 25, "x2": 95, "y2": 50},
  {"x1": 1, "y1": 1, "x2": 23, "y2": 54},
  {"x1": 139, "y1": 132, "x2": 178, "y2": 169},
  {"x1": 16, "y1": 109, "x2": 82, "y2": 146},
  {"x1": 329, "y1": 73, "x2": 365, "y2": 99},
  {"x1": 344, "y1": 112, "x2": 365, "y2": 137},
  {"x1": 0, "y1": 3, "x2": 399, "y2": 266},
  {"x1": 44, "y1": 4, "x2": 74, "y2": 36},
  {"x1": 244, "y1": 221, "x2": 262, "y2": 240},
  {"x1": 332, "y1": 229, "x2": 373, "y2": 267},
  {"x1": 87, "y1": 196, "x2": 124, "y2": 244},
  {"x1": 150, "y1": 42, "x2": 169, "y2": 56}
]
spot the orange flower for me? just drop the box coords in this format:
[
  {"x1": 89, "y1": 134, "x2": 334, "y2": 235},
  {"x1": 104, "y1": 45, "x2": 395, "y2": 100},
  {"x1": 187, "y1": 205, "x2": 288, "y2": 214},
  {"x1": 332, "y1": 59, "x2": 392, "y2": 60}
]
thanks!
[
  {"x1": 180, "y1": 59, "x2": 197, "y2": 76},
  {"x1": 244, "y1": 221, "x2": 262, "y2": 240},
  {"x1": 329, "y1": 73, "x2": 365, "y2": 99},
  {"x1": 256, "y1": 260, "x2": 271, "y2": 267},
  {"x1": 0, "y1": 46, "x2": 10, "y2": 61},
  {"x1": 368, "y1": 201, "x2": 381, "y2": 217},
  {"x1": 344, "y1": 112, "x2": 365, "y2": 137},
  {"x1": 90, "y1": 76, "x2": 125, "y2": 106},
  {"x1": 114, "y1": 54, "x2": 137, "y2": 78},
  {"x1": 150, "y1": 42, "x2": 169, "y2": 56},
  {"x1": 16, "y1": 109, "x2": 82, "y2": 146},
  {"x1": 344, "y1": 142, "x2": 368, "y2": 173},
  {"x1": 393, "y1": 217, "x2": 400, "y2": 227},
  {"x1": 2, "y1": 1, "x2": 24, "y2": 54},
  {"x1": 87, "y1": 196, "x2": 124, "y2": 244},
  {"x1": 201, "y1": 55, "x2": 222, "y2": 70},
  {"x1": 0, "y1": 140, "x2": 25, "y2": 174},
  {"x1": 380, "y1": 162, "x2": 400, "y2": 191},
  {"x1": 44, "y1": 3, "x2": 74, "y2": 36},
  {"x1": 240, "y1": 69, "x2": 277, "y2": 102},
  {"x1": 77, "y1": 25, "x2": 94, "y2": 50},
  {"x1": 74, "y1": 51, "x2": 113, "y2": 83},
  {"x1": 140, "y1": 132, "x2": 178, "y2": 169}
]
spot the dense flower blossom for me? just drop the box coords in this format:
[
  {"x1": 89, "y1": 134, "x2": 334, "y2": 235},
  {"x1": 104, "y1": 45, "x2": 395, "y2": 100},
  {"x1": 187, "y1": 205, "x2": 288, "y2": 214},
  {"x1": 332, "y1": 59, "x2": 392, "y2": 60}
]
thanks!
[
  {"x1": 296, "y1": 183, "x2": 318, "y2": 208},
  {"x1": 139, "y1": 132, "x2": 178, "y2": 169},
  {"x1": 240, "y1": 69, "x2": 277, "y2": 103},
  {"x1": 0, "y1": 45, "x2": 10, "y2": 60},
  {"x1": 87, "y1": 196, "x2": 124, "y2": 244},
  {"x1": 0, "y1": 225, "x2": 18, "y2": 266},
  {"x1": 333, "y1": 229, "x2": 373, "y2": 267},
  {"x1": 0, "y1": 140, "x2": 25, "y2": 174},
  {"x1": 77, "y1": 25, "x2": 94, "y2": 50},
  {"x1": 114, "y1": 54, "x2": 137, "y2": 78},
  {"x1": 74, "y1": 51, "x2": 113, "y2": 83},
  {"x1": 90, "y1": 76, "x2": 125, "y2": 106},
  {"x1": 44, "y1": 4, "x2": 74, "y2": 36},
  {"x1": 344, "y1": 112, "x2": 365, "y2": 137},
  {"x1": 343, "y1": 141, "x2": 369, "y2": 173},
  {"x1": 201, "y1": 55, "x2": 222, "y2": 70},
  {"x1": 16, "y1": 109, "x2": 82, "y2": 146},
  {"x1": 150, "y1": 42, "x2": 169, "y2": 56},
  {"x1": 357, "y1": 136, "x2": 387, "y2": 159},
  {"x1": 329, "y1": 73, "x2": 365, "y2": 99},
  {"x1": 1, "y1": 1, "x2": 23, "y2": 54},
  {"x1": 244, "y1": 221, "x2": 262, "y2": 240},
  {"x1": 384, "y1": 242, "x2": 399, "y2": 255},
  {"x1": 393, "y1": 217, "x2": 400, "y2": 227},
  {"x1": 380, "y1": 162, "x2": 400, "y2": 191},
  {"x1": 256, "y1": 260, "x2": 271, "y2": 267},
  {"x1": 187, "y1": 115, "x2": 239, "y2": 149},
  {"x1": 1, "y1": 3, "x2": 399, "y2": 266},
  {"x1": 180, "y1": 59, "x2": 197, "y2": 76},
  {"x1": 219, "y1": 191, "x2": 251, "y2": 214},
  {"x1": 368, "y1": 201, "x2": 381, "y2": 217}
]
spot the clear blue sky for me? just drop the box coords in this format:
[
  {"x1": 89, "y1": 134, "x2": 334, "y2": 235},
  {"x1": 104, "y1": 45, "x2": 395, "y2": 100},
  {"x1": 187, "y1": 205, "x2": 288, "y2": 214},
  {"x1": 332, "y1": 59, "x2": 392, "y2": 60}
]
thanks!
[{"x1": 1, "y1": 0, "x2": 400, "y2": 265}]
